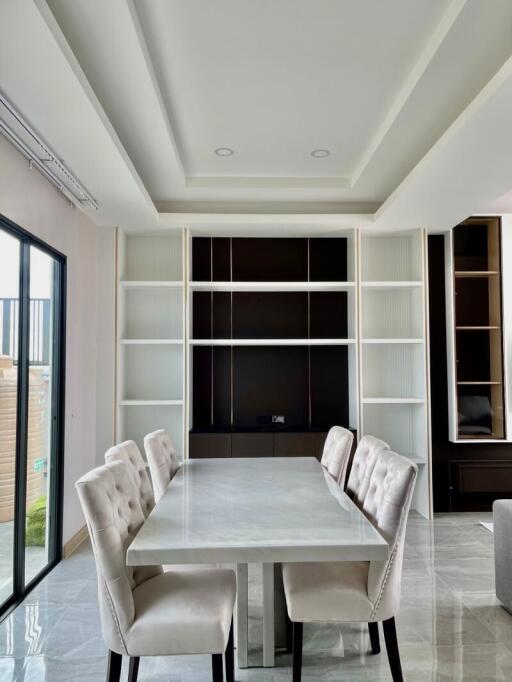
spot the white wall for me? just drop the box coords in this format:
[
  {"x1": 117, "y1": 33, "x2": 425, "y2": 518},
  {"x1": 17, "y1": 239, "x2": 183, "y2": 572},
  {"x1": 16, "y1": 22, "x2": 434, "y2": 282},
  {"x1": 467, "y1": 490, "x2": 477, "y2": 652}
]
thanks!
[{"x1": 0, "y1": 135, "x2": 115, "y2": 544}]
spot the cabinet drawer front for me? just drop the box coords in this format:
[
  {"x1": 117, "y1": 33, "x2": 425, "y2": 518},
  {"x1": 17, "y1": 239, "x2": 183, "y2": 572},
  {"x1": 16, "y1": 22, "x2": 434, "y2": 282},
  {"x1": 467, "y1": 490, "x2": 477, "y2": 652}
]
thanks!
[
  {"x1": 189, "y1": 433, "x2": 231, "y2": 458},
  {"x1": 274, "y1": 433, "x2": 315, "y2": 457},
  {"x1": 454, "y1": 461, "x2": 512, "y2": 493},
  {"x1": 231, "y1": 433, "x2": 273, "y2": 457}
]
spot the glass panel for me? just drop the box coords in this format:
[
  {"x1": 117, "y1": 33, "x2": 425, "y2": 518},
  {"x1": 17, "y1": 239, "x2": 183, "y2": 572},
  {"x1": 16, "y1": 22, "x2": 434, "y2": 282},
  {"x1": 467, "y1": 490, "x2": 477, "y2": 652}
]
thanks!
[
  {"x1": 24, "y1": 246, "x2": 56, "y2": 585},
  {"x1": 0, "y1": 228, "x2": 20, "y2": 605}
]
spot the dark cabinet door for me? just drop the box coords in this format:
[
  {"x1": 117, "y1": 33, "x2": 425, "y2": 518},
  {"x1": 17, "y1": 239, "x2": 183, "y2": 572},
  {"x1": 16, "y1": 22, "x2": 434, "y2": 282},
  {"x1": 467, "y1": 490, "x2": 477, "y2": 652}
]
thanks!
[
  {"x1": 231, "y1": 433, "x2": 274, "y2": 457},
  {"x1": 314, "y1": 432, "x2": 328, "y2": 461},
  {"x1": 189, "y1": 433, "x2": 231, "y2": 458},
  {"x1": 273, "y1": 433, "x2": 315, "y2": 457}
]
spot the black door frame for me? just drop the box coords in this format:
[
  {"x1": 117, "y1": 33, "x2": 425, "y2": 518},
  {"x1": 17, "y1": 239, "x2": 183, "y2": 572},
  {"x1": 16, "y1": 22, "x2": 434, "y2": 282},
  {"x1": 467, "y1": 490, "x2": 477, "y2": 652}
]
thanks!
[{"x1": 0, "y1": 213, "x2": 66, "y2": 620}]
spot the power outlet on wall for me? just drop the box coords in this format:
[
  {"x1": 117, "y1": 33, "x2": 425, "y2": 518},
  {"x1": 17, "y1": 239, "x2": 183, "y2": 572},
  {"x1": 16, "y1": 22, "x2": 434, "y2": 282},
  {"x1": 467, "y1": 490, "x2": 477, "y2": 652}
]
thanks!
[{"x1": 272, "y1": 415, "x2": 285, "y2": 424}]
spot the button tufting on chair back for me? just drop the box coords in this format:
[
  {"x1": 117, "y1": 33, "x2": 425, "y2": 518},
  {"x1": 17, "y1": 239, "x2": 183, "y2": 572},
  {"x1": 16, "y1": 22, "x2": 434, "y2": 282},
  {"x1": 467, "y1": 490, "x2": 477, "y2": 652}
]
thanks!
[
  {"x1": 362, "y1": 449, "x2": 417, "y2": 621},
  {"x1": 345, "y1": 435, "x2": 389, "y2": 506},
  {"x1": 320, "y1": 426, "x2": 354, "y2": 486},
  {"x1": 105, "y1": 440, "x2": 155, "y2": 518},
  {"x1": 75, "y1": 461, "x2": 162, "y2": 654},
  {"x1": 144, "y1": 429, "x2": 179, "y2": 503}
]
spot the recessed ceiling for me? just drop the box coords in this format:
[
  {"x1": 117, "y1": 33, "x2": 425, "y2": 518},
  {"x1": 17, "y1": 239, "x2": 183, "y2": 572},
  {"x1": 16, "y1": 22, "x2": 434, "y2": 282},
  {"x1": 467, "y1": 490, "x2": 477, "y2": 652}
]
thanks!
[{"x1": 1, "y1": 0, "x2": 512, "y2": 229}]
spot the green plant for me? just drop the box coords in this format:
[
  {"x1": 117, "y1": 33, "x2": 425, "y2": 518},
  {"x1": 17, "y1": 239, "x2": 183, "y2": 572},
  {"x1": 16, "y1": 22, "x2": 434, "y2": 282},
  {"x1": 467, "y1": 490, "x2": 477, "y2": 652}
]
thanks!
[{"x1": 26, "y1": 496, "x2": 46, "y2": 547}]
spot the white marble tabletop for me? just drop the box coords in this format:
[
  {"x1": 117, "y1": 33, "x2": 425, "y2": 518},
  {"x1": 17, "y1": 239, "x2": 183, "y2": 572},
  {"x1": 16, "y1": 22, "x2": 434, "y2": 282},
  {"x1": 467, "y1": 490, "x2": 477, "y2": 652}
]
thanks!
[{"x1": 127, "y1": 457, "x2": 388, "y2": 566}]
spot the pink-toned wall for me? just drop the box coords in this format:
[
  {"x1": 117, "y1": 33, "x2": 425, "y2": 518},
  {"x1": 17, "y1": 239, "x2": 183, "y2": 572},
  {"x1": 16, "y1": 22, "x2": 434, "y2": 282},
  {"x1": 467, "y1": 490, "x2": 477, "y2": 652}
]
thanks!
[{"x1": 0, "y1": 135, "x2": 115, "y2": 543}]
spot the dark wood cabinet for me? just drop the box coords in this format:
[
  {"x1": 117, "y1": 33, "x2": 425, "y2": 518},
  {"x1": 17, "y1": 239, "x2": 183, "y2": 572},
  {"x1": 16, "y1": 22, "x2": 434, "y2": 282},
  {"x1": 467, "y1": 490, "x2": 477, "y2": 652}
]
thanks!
[
  {"x1": 273, "y1": 432, "x2": 316, "y2": 457},
  {"x1": 231, "y1": 433, "x2": 274, "y2": 457},
  {"x1": 453, "y1": 460, "x2": 512, "y2": 494},
  {"x1": 189, "y1": 430, "x2": 350, "y2": 460},
  {"x1": 189, "y1": 433, "x2": 231, "y2": 458}
]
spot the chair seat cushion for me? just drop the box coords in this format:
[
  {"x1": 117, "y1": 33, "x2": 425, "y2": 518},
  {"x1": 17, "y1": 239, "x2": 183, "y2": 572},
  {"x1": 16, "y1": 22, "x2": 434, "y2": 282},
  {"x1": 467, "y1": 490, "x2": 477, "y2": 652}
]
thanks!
[
  {"x1": 282, "y1": 561, "x2": 373, "y2": 623},
  {"x1": 127, "y1": 567, "x2": 236, "y2": 656}
]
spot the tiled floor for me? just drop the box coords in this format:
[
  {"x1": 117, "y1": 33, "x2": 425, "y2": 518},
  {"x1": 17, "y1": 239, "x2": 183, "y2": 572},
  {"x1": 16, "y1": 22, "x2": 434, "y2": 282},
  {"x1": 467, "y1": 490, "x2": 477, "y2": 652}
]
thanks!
[
  {"x1": 0, "y1": 512, "x2": 511, "y2": 681},
  {"x1": 0, "y1": 522, "x2": 47, "y2": 605}
]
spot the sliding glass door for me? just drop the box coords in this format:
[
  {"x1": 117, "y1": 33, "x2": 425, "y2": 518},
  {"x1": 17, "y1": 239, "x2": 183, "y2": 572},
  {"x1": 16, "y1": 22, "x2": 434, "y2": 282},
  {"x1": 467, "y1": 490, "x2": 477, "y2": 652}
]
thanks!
[{"x1": 0, "y1": 216, "x2": 65, "y2": 617}]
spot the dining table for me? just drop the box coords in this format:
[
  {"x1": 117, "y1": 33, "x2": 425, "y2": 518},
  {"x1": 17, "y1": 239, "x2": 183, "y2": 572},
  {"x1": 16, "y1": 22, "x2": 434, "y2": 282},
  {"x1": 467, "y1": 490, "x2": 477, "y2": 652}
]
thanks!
[{"x1": 127, "y1": 456, "x2": 388, "y2": 668}]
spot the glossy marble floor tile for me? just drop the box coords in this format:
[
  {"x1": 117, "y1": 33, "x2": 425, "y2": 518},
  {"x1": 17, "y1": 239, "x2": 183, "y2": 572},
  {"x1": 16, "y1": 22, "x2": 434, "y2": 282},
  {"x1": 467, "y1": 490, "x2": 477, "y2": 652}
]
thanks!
[{"x1": 1, "y1": 512, "x2": 511, "y2": 681}]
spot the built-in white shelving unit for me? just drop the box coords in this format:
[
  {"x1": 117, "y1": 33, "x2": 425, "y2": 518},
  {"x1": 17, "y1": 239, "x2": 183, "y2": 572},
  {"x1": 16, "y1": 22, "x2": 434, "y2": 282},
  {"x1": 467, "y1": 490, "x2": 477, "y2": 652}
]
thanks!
[
  {"x1": 115, "y1": 227, "x2": 432, "y2": 517},
  {"x1": 116, "y1": 231, "x2": 186, "y2": 459},
  {"x1": 359, "y1": 229, "x2": 431, "y2": 517}
]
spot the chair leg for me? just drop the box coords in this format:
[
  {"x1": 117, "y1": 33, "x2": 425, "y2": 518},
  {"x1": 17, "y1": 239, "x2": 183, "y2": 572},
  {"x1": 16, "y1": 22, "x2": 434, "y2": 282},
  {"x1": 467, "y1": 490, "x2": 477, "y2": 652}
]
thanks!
[
  {"x1": 286, "y1": 611, "x2": 293, "y2": 653},
  {"x1": 292, "y1": 622, "x2": 303, "y2": 682},
  {"x1": 128, "y1": 657, "x2": 140, "y2": 682},
  {"x1": 212, "y1": 652, "x2": 224, "y2": 682},
  {"x1": 225, "y1": 618, "x2": 234, "y2": 682},
  {"x1": 368, "y1": 621, "x2": 381, "y2": 654},
  {"x1": 106, "y1": 650, "x2": 122, "y2": 682},
  {"x1": 383, "y1": 617, "x2": 404, "y2": 682}
]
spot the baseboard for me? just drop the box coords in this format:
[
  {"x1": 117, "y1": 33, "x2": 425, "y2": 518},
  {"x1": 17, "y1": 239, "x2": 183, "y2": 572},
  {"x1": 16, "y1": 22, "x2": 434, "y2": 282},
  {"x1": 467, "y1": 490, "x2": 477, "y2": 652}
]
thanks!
[{"x1": 63, "y1": 525, "x2": 88, "y2": 558}]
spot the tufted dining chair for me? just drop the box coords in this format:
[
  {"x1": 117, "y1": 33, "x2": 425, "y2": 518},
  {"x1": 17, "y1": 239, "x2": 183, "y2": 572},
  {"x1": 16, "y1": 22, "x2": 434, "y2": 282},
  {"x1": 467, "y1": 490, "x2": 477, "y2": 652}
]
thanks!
[
  {"x1": 345, "y1": 434, "x2": 389, "y2": 506},
  {"x1": 320, "y1": 426, "x2": 354, "y2": 486},
  {"x1": 282, "y1": 450, "x2": 417, "y2": 682},
  {"x1": 76, "y1": 461, "x2": 236, "y2": 682},
  {"x1": 105, "y1": 440, "x2": 155, "y2": 517},
  {"x1": 143, "y1": 429, "x2": 180, "y2": 502}
]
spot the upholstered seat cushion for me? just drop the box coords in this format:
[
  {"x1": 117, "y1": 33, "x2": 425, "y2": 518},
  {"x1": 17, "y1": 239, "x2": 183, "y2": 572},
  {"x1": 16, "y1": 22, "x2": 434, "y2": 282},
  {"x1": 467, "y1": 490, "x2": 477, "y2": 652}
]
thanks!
[
  {"x1": 282, "y1": 561, "x2": 373, "y2": 623},
  {"x1": 127, "y1": 567, "x2": 236, "y2": 656}
]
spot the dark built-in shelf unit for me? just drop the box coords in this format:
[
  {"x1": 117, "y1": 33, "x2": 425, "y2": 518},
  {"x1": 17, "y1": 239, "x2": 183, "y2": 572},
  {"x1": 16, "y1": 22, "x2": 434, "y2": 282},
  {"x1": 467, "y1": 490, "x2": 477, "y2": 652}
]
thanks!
[
  {"x1": 451, "y1": 218, "x2": 505, "y2": 440},
  {"x1": 189, "y1": 237, "x2": 355, "y2": 457}
]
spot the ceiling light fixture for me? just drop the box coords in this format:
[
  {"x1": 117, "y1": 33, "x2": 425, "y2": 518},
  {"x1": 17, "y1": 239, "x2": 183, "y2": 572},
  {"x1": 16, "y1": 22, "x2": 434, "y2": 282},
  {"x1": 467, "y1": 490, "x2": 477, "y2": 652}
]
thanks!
[
  {"x1": 214, "y1": 147, "x2": 234, "y2": 157},
  {"x1": 310, "y1": 149, "x2": 330, "y2": 158},
  {"x1": 0, "y1": 91, "x2": 99, "y2": 210}
]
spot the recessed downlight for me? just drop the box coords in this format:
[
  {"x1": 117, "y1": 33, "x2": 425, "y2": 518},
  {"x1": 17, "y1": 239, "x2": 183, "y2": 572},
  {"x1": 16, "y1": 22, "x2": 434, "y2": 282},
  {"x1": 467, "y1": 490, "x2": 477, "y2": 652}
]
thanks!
[
  {"x1": 310, "y1": 149, "x2": 330, "y2": 158},
  {"x1": 214, "y1": 147, "x2": 235, "y2": 157}
]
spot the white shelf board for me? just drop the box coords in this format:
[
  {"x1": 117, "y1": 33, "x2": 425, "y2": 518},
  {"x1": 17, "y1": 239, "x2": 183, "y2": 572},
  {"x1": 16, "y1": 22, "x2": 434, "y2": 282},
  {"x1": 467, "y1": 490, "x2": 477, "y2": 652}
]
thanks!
[
  {"x1": 454, "y1": 271, "x2": 499, "y2": 278},
  {"x1": 409, "y1": 458, "x2": 427, "y2": 465},
  {"x1": 119, "y1": 339, "x2": 183, "y2": 345},
  {"x1": 361, "y1": 338, "x2": 424, "y2": 344},
  {"x1": 456, "y1": 326, "x2": 500, "y2": 331},
  {"x1": 119, "y1": 400, "x2": 183, "y2": 406},
  {"x1": 361, "y1": 281, "x2": 423, "y2": 289},
  {"x1": 457, "y1": 381, "x2": 501, "y2": 385},
  {"x1": 454, "y1": 438, "x2": 509, "y2": 444},
  {"x1": 189, "y1": 281, "x2": 355, "y2": 292},
  {"x1": 362, "y1": 398, "x2": 425, "y2": 404},
  {"x1": 120, "y1": 281, "x2": 183, "y2": 289},
  {"x1": 189, "y1": 338, "x2": 356, "y2": 346}
]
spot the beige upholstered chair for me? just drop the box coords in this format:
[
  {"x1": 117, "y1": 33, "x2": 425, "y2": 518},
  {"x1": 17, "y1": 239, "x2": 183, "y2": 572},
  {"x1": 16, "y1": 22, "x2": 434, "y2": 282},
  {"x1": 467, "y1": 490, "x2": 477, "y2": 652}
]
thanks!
[
  {"x1": 144, "y1": 429, "x2": 179, "y2": 502},
  {"x1": 345, "y1": 434, "x2": 389, "y2": 506},
  {"x1": 105, "y1": 440, "x2": 155, "y2": 516},
  {"x1": 320, "y1": 426, "x2": 354, "y2": 486},
  {"x1": 283, "y1": 450, "x2": 417, "y2": 682},
  {"x1": 76, "y1": 461, "x2": 236, "y2": 682}
]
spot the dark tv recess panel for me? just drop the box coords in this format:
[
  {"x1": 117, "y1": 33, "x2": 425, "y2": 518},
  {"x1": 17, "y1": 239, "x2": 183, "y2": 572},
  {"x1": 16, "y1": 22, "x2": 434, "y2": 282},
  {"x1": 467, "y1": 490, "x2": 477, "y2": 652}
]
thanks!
[{"x1": 189, "y1": 237, "x2": 354, "y2": 458}]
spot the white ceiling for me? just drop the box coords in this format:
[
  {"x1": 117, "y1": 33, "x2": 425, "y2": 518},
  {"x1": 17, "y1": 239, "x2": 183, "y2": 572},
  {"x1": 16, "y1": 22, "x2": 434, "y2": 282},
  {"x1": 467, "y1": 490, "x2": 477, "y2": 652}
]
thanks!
[{"x1": 1, "y1": 0, "x2": 512, "y2": 230}]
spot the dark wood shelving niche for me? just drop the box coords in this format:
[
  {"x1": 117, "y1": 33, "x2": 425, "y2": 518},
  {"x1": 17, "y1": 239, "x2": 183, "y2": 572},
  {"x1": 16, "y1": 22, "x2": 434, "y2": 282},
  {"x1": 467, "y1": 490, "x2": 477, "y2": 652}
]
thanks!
[
  {"x1": 451, "y1": 217, "x2": 505, "y2": 440},
  {"x1": 189, "y1": 237, "x2": 355, "y2": 458}
]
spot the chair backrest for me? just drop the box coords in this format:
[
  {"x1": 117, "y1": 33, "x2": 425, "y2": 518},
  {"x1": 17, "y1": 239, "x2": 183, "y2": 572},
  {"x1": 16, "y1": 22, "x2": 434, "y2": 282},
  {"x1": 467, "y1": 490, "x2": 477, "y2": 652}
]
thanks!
[
  {"x1": 345, "y1": 435, "x2": 389, "y2": 505},
  {"x1": 363, "y1": 450, "x2": 417, "y2": 621},
  {"x1": 105, "y1": 440, "x2": 155, "y2": 517},
  {"x1": 320, "y1": 426, "x2": 354, "y2": 485},
  {"x1": 144, "y1": 429, "x2": 179, "y2": 503},
  {"x1": 75, "y1": 461, "x2": 162, "y2": 654}
]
